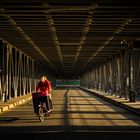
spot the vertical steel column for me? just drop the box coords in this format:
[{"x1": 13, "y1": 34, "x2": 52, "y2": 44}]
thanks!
[
  {"x1": 97, "y1": 65, "x2": 100, "y2": 90},
  {"x1": 131, "y1": 41, "x2": 135, "y2": 92},
  {"x1": 101, "y1": 64, "x2": 105, "y2": 92},
  {"x1": 128, "y1": 41, "x2": 135, "y2": 102},
  {"x1": 14, "y1": 49, "x2": 18, "y2": 98},
  {"x1": 99, "y1": 66, "x2": 102, "y2": 91},
  {"x1": 2, "y1": 42, "x2": 8, "y2": 101},
  {"x1": 95, "y1": 67, "x2": 98, "y2": 90},
  {"x1": 124, "y1": 43, "x2": 130, "y2": 99},
  {"x1": 116, "y1": 57, "x2": 121, "y2": 97},
  {"x1": 29, "y1": 58, "x2": 34, "y2": 93},
  {"x1": 5, "y1": 43, "x2": 9, "y2": 101},
  {"x1": 86, "y1": 73, "x2": 88, "y2": 88},
  {"x1": 106, "y1": 61, "x2": 110, "y2": 94},
  {"x1": 120, "y1": 40, "x2": 131, "y2": 100},
  {"x1": 109, "y1": 61, "x2": 113, "y2": 94},
  {"x1": 7, "y1": 44, "x2": 12, "y2": 100},
  {"x1": 26, "y1": 56, "x2": 29, "y2": 94},
  {"x1": 91, "y1": 68, "x2": 94, "y2": 89},
  {"x1": 136, "y1": 51, "x2": 140, "y2": 95},
  {"x1": 31, "y1": 60, "x2": 35, "y2": 91},
  {"x1": 28, "y1": 58, "x2": 31, "y2": 93},
  {"x1": 125, "y1": 43, "x2": 130, "y2": 99},
  {"x1": 1, "y1": 41, "x2": 3, "y2": 101},
  {"x1": 93, "y1": 67, "x2": 96, "y2": 89},
  {"x1": 18, "y1": 52, "x2": 23, "y2": 96},
  {"x1": 22, "y1": 54, "x2": 26, "y2": 95},
  {"x1": 88, "y1": 70, "x2": 90, "y2": 89},
  {"x1": 90, "y1": 70, "x2": 92, "y2": 89},
  {"x1": 112, "y1": 56, "x2": 116, "y2": 95},
  {"x1": 103, "y1": 64, "x2": 107, "y2": 93},
  {"x1": 120, "y1": 49, "x2": 123, "y2": 98},
  {"x1": 1, "y1": 40, "x2": 5, "y2": 101},
  {"x1": 133, "y1": 46, "x2": 140, "y2": 96}
]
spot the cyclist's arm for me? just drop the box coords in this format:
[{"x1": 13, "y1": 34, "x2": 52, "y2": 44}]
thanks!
[{"x1": 49, "y1": 93, "x2": 52, "y2": 99}]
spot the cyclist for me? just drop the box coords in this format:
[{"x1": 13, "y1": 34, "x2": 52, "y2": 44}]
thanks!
[{"x1": 35, "y1": 76, "x2": 53, "y2": 114}]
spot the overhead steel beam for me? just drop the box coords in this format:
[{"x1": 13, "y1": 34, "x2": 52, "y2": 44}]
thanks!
[
  {"x1": 71, "y1": 14, "x2": 93, "y2": 71},
  {"x1": 0, "y1": 7, "x2": 57, "y2": 73},
  {"x1": 78, "y1": 15, "x2": 135, "y2": 75},
  {"x1": 42, "y1": 2, "x2": 64, "y2": 72}
]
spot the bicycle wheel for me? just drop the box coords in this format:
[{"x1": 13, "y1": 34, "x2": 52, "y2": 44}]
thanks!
[{"x1": 38, "y1": 105, "x2": 45, "y2": 122}]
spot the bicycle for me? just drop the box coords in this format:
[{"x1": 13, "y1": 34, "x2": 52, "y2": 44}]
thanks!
[
  {"x1": 35, "y1": 100, "x2": 52, "y2": 122},
  {"x1": 37, "y1": 102, "x2": 45, "y2": 122},
  {"x1": 32, "y1": 92, "x2": 52, "y2": 122}
]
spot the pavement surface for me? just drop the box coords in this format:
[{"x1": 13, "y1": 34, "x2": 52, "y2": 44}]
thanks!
[
  {"x1": 0, "y1": 88, "x2": 140, "y2": 139},
  {"x1": 81, "y1": 87, "x2": 140, "y2": 117},
  {"x1": 0, "y1": 88, "x2": 140, "y2": 118}
]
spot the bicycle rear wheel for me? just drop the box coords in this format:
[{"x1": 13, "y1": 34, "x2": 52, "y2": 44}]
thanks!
[{"x1": 38, "y1": 105, "x2": 45, "y2": 122}]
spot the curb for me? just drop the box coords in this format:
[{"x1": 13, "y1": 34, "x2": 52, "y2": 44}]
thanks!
[
  {"x1": 80, "y1": 87, "x2": 140, "y2": 117},
  {"x1": 0, "y1": 94, "x2": 32, "y2": 113}
]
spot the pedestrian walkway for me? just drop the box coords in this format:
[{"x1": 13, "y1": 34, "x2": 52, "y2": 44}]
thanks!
[
  {"x1": 81, "y1": 87, "x2": 140, "y2": 117},
  {"x1": 0, "y1": 94, "x2": 32, "y2": 113},
  {"x1": 0, "y1": 88, "x2": 140, "y2": 117}
]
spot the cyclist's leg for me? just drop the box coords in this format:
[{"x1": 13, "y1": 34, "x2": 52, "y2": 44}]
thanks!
[
  {"x1": 49, "y1": 96, "x2": 53, "y2": 110},
  {"x1": 42, "y1": 96, "x2": 52, "y2": 116},
  {"x1": 41, "y1": 96, "x2": 48, "y2": 112},
  {"x1": 46, "y1": 96, "x2": 53, "y2": 115}
]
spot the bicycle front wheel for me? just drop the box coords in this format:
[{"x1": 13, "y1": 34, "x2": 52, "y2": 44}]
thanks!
[{"x1": 38, "y1": 106, "x2": 45, "y2": 122}]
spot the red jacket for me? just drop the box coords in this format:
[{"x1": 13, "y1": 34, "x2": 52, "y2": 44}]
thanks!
[{"x1": 36, "y1": 80, "x2": 51, "y2": 96}]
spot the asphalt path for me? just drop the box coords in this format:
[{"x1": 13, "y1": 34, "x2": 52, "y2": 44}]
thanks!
[{"x1": 0, "y1": 87, "x2": 140, "y2": 139}]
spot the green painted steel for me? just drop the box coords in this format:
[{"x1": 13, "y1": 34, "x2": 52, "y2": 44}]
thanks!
[{"x1": 56, "y1": 79, "x2": 80, "y2": 87}]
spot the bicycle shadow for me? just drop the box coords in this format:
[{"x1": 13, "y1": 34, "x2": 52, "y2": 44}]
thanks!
[{"x1": 0, "y1": 117, "x2": 19, "y2": 122}]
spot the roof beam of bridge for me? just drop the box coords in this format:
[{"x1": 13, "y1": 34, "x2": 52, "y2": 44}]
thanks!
[
  {"x1": 77, "y1": 13, "x2": 136, "y2": 74},
  {"x1": 0, "y1": 6, "x2": 57, "y2": 73},
  {"x1": 46, "y1": 15, "x2": 64, "y2": 70},
  {"x1": 71, "y1": 4, "x2": 98, "y2": 73}
]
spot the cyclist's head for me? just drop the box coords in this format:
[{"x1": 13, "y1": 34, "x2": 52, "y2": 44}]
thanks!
[{"x1": 41, "y1": 76, "x2": 47, "y2": 81}]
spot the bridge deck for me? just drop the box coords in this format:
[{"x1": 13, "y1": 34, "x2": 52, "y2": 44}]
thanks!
[{"x1": 0, "y1": 88, "x2": 140, "y2": 136}]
